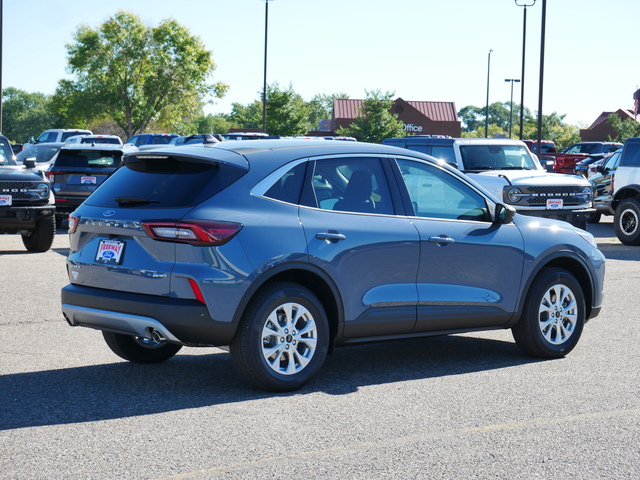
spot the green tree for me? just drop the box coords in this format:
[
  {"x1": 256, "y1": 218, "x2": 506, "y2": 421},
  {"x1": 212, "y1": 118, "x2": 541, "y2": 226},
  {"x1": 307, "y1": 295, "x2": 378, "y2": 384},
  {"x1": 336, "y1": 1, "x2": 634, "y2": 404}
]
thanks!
[
  {"x1": 308, "y1": 92, "x2": 349, "y2": 131},
  {"x1": 58, "y1": 11, "x2": 227, "y2": 139},
  {"x1": 194, "y1": 114, "x2": 231, "y2": 135},
  {"x1": 607, "y1": 113, "x2": 640, "y2": 142},
  {"x1": 2, "y1": 88, "x2": 56, "y2": 143},
  {"x1": 227, "y1": 101, "x2": 263, "y2": 131},
  {"x1": 264, "y1": 83, "x2": 311, "y2": 136},
  {"x1": 459, "y1": 102, "x2": 512, "y2": 134},
  {"x1": 337, "y1": 89, "x2": 404, "y2": 143}
]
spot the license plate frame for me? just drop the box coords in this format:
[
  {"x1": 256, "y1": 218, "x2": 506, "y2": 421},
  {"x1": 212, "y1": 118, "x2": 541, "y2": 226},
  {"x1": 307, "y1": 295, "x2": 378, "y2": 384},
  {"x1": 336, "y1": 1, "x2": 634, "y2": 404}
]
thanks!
[
  {"x1": 95, "y1": 239, "x2": 125, "y2": 264},
  {"x1": 0, "y1": 195, "x2": 12, "y2": 206}
]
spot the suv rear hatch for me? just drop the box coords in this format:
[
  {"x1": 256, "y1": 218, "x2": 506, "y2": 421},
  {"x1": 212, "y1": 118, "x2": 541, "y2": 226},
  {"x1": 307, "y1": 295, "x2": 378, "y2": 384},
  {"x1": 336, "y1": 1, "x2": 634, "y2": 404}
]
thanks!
[{"x1": 66, "y1": 148, "x2": 248, "y2": 297}]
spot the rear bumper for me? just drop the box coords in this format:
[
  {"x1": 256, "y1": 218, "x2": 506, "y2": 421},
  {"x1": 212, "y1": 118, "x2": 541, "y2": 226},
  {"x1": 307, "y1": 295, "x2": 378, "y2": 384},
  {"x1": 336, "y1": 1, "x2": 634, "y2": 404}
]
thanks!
[
  {"x1": 61, "y1": 284, "x2": 238, "y2": 346},
  {"x1": 0, "y1": 205, "x2": 55, "y2": 233}
]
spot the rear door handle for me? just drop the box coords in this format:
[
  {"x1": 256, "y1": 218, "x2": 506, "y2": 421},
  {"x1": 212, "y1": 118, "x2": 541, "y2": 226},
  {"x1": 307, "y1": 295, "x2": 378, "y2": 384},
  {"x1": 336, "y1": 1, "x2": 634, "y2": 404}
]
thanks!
[
  {"x1": 428, "y1": 235, "x2": 455, "y2": 246},
  {"x1": 316, "y1": 231, "x2": 346, "y2": 243}
]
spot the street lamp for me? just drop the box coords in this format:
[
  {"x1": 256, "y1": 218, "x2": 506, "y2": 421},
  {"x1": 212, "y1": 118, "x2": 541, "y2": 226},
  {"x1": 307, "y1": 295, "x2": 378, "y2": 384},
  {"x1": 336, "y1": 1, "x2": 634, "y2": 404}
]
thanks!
[
  {"x1": 505, "y1": 78, "x2": 520, "y2": 138},
  {"x1": 485, "y1": 49, "x2": 493, "y2": 138},
  {"x1": 515, "y1": 0, "x2": 536, "y2": 140},
  {"x1": 261, "y1": 0, "x2": 274, "y2": 134},
  {"x1": 536, "y1": 0, "x2": 547, "y2": 155}
]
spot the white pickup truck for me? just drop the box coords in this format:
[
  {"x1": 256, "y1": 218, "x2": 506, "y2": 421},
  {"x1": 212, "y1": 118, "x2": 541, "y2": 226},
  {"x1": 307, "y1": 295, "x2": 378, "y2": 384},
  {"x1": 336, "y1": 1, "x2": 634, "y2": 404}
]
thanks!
[
  {"x1": 611, "y1": 137, "x2": 640, "y2": 244},
  {"x1": 382, "y1": 136, "x2": 594, "y2": 229}
]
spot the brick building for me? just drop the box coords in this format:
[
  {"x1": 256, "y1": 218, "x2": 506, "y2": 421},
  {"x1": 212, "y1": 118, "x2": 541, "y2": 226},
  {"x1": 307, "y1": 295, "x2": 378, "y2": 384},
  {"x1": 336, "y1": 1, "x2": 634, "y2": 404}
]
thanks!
[
  {"x1": 331, "y1": 97, "x2": 461, "y2": 137},
  {"x1": 580, "y1": 108, "x2": 639, "y2": 141}
]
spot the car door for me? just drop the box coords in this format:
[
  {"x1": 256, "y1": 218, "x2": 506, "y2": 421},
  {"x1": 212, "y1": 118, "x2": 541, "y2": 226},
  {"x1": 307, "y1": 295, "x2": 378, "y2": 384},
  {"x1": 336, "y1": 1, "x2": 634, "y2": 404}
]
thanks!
[
  {"x1": 393, "y1": 157, "x2": 525, "y2": 332},
  {"x1": 298, "y1": 155, "x2": 420, "y2": 338}
]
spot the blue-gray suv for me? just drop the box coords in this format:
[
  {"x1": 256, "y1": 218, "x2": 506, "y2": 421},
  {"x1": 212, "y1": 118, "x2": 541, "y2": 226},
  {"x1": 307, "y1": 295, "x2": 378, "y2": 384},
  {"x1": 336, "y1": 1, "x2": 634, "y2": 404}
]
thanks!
[{"x1": 61, "y1": 139, "x2": 606, "y2": 391}]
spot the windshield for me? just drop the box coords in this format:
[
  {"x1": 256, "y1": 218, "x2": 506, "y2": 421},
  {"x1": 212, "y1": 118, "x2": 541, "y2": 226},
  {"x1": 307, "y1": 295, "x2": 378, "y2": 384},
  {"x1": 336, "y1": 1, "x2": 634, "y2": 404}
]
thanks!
[
  {"x1": 0, "y1": 139, "x2": 16, "y2": 165},
  {"x1": 459, "y1": 144, "x2": 538, "y2": 171},
  {"x1": 16, "y1": 144, "x2": 61, "y2": 164}
]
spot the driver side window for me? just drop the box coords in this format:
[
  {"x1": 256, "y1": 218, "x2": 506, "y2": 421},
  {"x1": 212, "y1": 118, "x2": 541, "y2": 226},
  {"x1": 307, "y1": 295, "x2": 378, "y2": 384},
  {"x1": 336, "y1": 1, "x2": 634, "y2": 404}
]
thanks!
[{"x1": 397, "y1": 159, "x2": 489, "y2": 221}]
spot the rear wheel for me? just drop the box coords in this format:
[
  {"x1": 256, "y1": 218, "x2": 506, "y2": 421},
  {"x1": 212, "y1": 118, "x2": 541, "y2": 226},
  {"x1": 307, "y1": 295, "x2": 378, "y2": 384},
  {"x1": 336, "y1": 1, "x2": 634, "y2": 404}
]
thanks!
[
  {"x1": 614, "y1": 198, "x2": 640, "y2": 245},
  {"x1": 512, "y1": 267, "x2": 585, "y2": 359},
  {"x1": 231, "y1": 282, "x2": 329, "y2": 392},
  {"x1": 102, "y1": 331, "x2": 182, "y2": 363},
  {"x1": 22, "y1": 216, "x2": 55, "y2": 252}
]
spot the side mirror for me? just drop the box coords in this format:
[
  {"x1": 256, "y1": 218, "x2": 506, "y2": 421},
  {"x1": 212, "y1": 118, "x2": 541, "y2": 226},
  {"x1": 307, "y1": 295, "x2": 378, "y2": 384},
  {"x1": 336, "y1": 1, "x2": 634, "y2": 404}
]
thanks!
[
  {"x1": 494, "y1": 203, "x2": 516, "y2": 224},
  {"x1": 28, "y1": 136, "x2": 35, "y2": 143},
  {"x1": 23, "y1": 157, "x2": 36, "y2": 169}
]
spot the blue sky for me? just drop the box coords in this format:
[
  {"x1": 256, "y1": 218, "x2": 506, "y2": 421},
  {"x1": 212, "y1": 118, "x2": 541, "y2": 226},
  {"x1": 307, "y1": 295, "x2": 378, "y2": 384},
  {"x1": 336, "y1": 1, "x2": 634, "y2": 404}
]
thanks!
[{"x1": 4, "y1": 0, "x2": 638, "y2": 127}]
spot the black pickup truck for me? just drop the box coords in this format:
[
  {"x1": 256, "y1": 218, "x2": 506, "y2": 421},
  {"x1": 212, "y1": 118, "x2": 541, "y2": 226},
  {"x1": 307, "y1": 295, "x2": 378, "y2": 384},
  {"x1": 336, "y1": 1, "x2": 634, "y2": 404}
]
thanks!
[{"x1": 0, "y1": 134, "x2": 56, "y2": 252}]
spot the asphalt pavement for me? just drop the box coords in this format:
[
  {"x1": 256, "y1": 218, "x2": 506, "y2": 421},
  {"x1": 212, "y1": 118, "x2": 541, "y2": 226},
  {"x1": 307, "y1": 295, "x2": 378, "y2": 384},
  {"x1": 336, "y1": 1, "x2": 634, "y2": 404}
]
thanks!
[{"x1": 0, "y1": 219, "x2": 638, "y2": 480}]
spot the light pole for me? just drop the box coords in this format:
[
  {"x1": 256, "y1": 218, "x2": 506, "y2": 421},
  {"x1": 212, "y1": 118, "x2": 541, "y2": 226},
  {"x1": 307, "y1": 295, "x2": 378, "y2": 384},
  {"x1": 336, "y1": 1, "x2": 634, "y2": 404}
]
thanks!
[
  {"x1": 261, "y1": 0, "x2": 274, "y2": 134},
  {"x1": 515, "y1": 0, "x2": 536, "y2": 140},
  {"x1": 536, "y1": 0, "x2": 547, "y2": 155},
  {"x1": 505, "y1": 78, "x2": 520, "y2": 138},
  {"x1": 485, "y1": 49, "x2": 493, "y2": 138}
]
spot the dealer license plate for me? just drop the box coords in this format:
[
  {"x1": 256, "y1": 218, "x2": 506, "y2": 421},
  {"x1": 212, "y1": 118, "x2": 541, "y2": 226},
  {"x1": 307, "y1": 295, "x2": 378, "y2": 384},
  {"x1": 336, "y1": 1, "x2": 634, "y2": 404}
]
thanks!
[
  {"x1": 546, "y1": 199, "x2": 563, "y2": 210},
  {"x1": 96, "y1": 239, "x2": 125, "y2": 264},
  {"x1": 0, "y1": 195, "x2": 11, "y2": 206}
]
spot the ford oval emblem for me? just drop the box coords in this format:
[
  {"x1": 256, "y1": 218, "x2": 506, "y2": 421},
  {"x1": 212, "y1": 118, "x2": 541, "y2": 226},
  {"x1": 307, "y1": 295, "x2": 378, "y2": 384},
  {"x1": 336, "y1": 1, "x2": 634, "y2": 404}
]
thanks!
[{"x1": 103, "y1": 210, "x2": 116, "y2": 217}]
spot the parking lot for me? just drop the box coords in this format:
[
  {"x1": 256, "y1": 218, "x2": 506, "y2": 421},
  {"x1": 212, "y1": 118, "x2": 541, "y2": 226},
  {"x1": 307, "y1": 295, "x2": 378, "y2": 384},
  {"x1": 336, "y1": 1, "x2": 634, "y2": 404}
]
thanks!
[{"x1": 0, "y1": 219, "x2": 638, "y2": 480}]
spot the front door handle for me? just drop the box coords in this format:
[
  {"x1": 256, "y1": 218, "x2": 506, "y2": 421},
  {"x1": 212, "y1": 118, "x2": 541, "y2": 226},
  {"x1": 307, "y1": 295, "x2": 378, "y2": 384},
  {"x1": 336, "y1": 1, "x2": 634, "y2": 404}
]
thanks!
[
  {"x1": 316, "y1": 231, "x2": 346, "y2": 243},
  {"x1": 428, "y1": 235, "x2": 455, "y2": 246}
]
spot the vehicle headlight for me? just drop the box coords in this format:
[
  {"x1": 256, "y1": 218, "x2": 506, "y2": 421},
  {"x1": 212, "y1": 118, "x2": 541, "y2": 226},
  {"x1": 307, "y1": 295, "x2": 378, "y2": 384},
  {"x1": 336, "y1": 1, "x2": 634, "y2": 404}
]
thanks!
[
  {"x1": 506, "y1": 187, "x2": 523, "y2": 203},
  {"x1": 28, "y1": 183, "x2": 50, "y2": 199},
  {"x1": 578, "y1": 186, "x2": 592, "y2": 201}
]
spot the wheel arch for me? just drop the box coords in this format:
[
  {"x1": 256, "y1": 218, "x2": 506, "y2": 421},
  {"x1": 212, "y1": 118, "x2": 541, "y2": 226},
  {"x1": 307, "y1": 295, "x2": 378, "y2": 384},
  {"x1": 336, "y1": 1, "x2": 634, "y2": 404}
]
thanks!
[
  {"x1": 612, "y1": 184, "x2": 640, "y2": 210},
  {"x1": 232, "y1": 262, "x2": 343, "y2": 350},
  {"x1": 518, "y1": 253, "x2": 596, "y2": 322}
]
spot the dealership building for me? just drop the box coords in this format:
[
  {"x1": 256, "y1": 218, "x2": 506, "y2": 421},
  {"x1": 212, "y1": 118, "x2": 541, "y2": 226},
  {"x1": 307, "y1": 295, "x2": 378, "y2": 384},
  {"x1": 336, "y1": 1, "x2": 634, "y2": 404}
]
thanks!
[{"x1": 330, "y1": 97, "x2": 461, "y2": 137}]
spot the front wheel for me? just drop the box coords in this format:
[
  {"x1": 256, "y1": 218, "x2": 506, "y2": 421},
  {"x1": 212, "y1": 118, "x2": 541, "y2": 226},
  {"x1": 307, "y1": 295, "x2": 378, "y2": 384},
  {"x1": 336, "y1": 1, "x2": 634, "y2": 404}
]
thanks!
[
  {"x1": 102, "y1": 331, "x2": 182, "y2": 363},
  {"x1": 614, "y1": 198, "x2": 640, "y2": 245},
  {"x1": 22, "y1": 216, "x2": 55, "y2": 252},
  {"x1": 231, "y1": 282, "x2": 330, "y2": 392},
  {"x1": 512, "y1": 267, "x2": 585, "y2": 359}
]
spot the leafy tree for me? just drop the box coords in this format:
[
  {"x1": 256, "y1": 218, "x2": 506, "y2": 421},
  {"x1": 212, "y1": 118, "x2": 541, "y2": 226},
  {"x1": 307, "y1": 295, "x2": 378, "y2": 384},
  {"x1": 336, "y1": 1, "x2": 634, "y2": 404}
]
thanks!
[
  {"x1": 264, "y1": 83, "x2": 312, "y2": 136},
  {"x1": 195, "y1": 114, "x2": 231, "y2": 135},
  {"x1": 2, "y1": 88, "x2": 56, "y2": 143},
  {"x1": 459, "y1": 102, "x2": 513, "y2": 135},
  {"x1": 607, "y1": 113, "x2": 640, "y2": 142},
  {"x1": 308, "y1": 92, "x2": 349, "y2": 131},
  {"x1": 337, "y1": 89, "x2": 404, "y2": 143},
  {"x1": 227, "y1": 101, "x2": 263, "y2": 131},
  {"x1": 58, "y1": 11, "x2": 227, "y2": 139}
]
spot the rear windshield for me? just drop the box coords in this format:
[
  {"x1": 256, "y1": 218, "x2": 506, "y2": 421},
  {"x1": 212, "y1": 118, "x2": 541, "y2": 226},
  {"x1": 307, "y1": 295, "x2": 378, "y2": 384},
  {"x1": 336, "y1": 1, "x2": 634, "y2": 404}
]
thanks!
[
  {"x1": 85, "y1": 156, "x2": 246, "y2": 208},
  {"x1": 54, "y1": 149, "x2": 122, "y2": 168},
  {"x1": 80, "y1": 137, "x2": 121, "y2": 144}
]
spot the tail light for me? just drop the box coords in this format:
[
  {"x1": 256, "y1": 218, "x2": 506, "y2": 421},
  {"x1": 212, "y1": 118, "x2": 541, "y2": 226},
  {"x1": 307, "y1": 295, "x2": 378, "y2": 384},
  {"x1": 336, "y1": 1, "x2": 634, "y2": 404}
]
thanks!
[
  {"x1": 46, "y1": 170, "x2": 62, "y2": 182},
  {"x1": 142, "y1": 220, "x2": 243, "y2": 246},
  {"x1": 68, "y1": 214, "x2": 80, "y2": 234}
]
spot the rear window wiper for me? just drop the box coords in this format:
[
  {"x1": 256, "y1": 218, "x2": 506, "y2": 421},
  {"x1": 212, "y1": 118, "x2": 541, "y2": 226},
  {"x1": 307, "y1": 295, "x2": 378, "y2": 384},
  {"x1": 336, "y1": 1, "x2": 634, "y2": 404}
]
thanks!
[{"x1": 114, "y1": 196, "x2": 160, "y2": 206}]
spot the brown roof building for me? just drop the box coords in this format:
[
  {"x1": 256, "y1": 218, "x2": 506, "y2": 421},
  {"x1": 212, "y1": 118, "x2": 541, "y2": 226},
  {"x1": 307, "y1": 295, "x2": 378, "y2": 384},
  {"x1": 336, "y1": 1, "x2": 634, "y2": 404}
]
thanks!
[
  {"x1": 331, "y1": 97, "x2": 461, "y2": 137},
  {"x1": 580, "y1": 108, "x2": 639, "y2": 141}
]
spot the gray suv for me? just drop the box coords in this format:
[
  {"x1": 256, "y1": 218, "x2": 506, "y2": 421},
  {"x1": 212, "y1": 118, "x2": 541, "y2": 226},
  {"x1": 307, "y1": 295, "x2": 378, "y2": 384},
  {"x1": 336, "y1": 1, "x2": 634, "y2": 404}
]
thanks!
[{"x1": 61, "y1": 140, "x2": 606, "y2": 391}]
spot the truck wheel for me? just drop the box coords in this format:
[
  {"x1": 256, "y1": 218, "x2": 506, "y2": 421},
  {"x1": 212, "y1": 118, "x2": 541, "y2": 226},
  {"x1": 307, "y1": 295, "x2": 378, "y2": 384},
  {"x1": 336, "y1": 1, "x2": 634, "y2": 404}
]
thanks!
[
  {"x1": 102, "y1": 331, "x2": 182, "y2": 363},
  {"x1": 512, "y1": 267, "x2": 585, "y2": 359},
  {"x1": 231, "y1": 282, "x2": 329, "y2": 392},
  {"x1": 22, "y1": 216, "x2": 55, "y2": 252},
  {"x1": 614, "y1": 198, "x2": 640, "y2": 245}
]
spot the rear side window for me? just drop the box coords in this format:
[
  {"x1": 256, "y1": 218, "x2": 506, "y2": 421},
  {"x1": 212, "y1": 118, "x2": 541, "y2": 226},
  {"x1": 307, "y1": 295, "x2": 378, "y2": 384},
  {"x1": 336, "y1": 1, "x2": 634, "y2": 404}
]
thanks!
[
  {"x1": 54, "y1": 149, "x2": 122, "y2": 168},
  {"x1": 621, "y1": 142, "x2": 640, "y2": 166},
  {"x1": 85, "y1": 156, "x2": 246, "y2": 208}
]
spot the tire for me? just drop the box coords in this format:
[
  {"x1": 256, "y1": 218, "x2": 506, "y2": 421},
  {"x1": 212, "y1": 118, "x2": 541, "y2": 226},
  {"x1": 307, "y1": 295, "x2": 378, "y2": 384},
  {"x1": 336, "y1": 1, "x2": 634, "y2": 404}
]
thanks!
[
  {"x1": 230, "y1": 282, "x2": 330, "y2": 392},
  {"x1": 512, "y1": 267, "x2": 585, "y2": 359},
  {"x1": 22, "y1": 215, "x2": 55, "y2": 252},
  {"x1": 102, "y1": 331, "x2": 182, "y2": 363},
  {"x1": 587, "y1": 212, "x2": 601, "y2": 224},
  {"x1": 614, "y1": 198, "x2": 640, "y2": 245}
]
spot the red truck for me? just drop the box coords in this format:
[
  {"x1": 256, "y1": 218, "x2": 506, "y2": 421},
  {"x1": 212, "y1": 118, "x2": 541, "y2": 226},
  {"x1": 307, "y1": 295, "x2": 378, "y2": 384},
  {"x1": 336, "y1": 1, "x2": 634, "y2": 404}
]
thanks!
[{"x1": 542, "y1": 141, "x2": 622, "y2": 175}]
